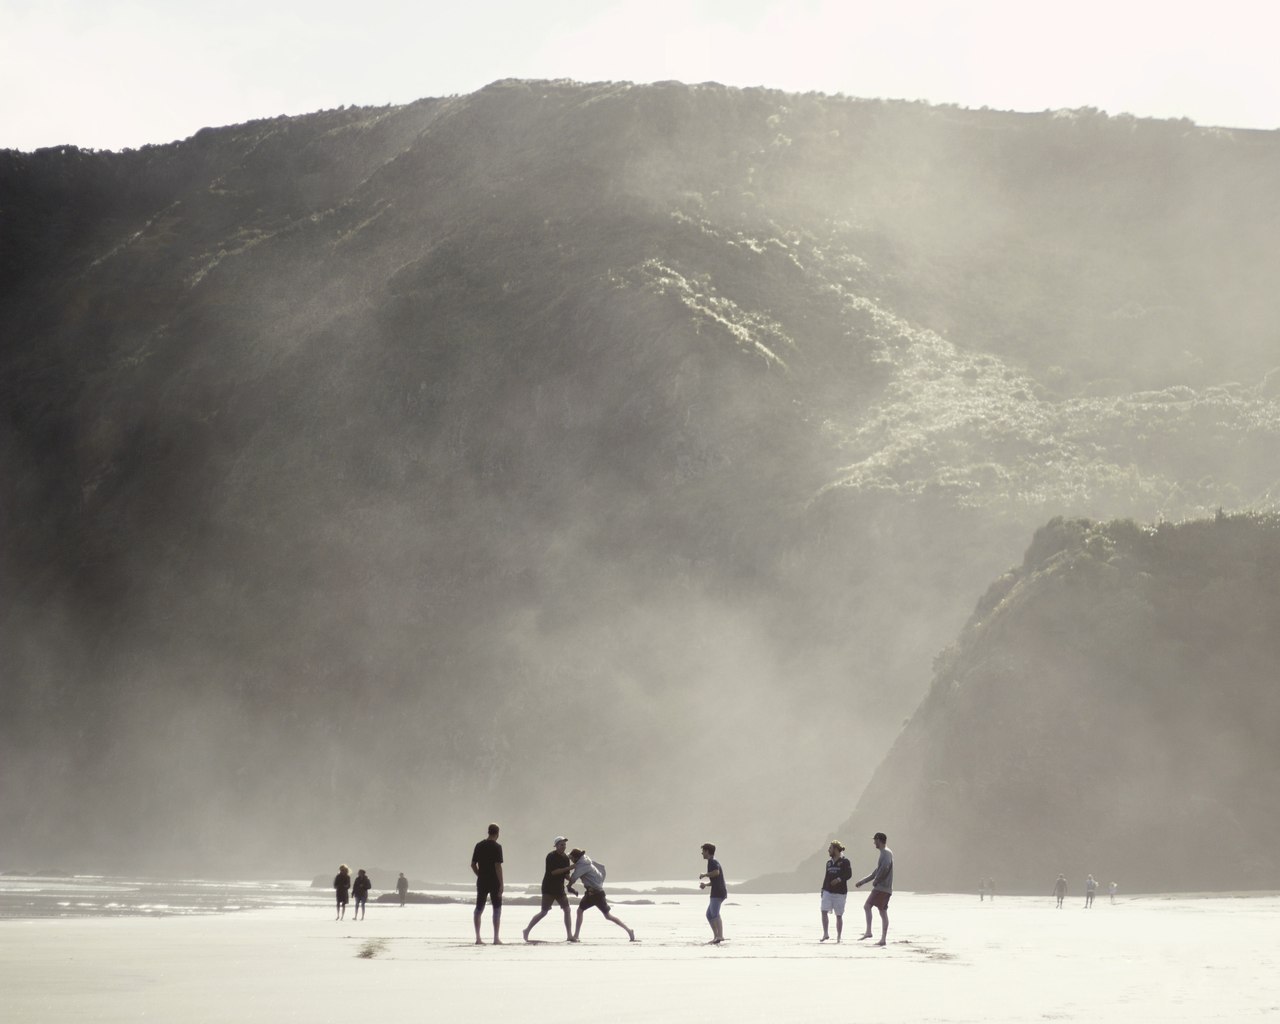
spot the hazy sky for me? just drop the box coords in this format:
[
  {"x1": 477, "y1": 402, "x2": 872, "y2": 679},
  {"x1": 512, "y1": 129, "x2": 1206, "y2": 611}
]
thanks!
[{"x1": 3, "y1": 0, "x2": 1278, "y2": 151}]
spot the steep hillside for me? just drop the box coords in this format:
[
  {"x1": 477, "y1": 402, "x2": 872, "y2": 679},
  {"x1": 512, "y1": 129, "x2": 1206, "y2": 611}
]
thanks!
[
  {"x1": 778, "y1": 514, "x2": 1280, "y2": 894},
  {"x1": 2, "y1": 80, "x2": 1278, "y2": 878}
]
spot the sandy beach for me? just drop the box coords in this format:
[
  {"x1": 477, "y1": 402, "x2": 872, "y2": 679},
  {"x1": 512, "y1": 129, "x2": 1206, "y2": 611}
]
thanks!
[{"x1": 3, "y1": 889, "x2": 1279, "y2": 1022}]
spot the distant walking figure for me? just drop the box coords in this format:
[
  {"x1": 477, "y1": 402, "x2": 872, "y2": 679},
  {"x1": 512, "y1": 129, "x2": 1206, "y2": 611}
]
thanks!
[
  {"x1": 524, "y1": 836, "x2": 574, "y2": 942},
  {"x1": 699, "y1": 843, "x2": 727, "y2": 944},
  {"x1": 471, "y1": 823, "x2": 504, "y2": 944},
  {"x1": 352, "y1": 869, "x2": 372, "y2": 920},
  {"x1": 1053, "y1": 874, "x2": 1067, "y2": 909},
  {"x1": 567, "y1": 848, "x2": 635, "y2": 942},
  {"x1": 979, "y1": 878, "x2": 987, "y2": 901},
  {"x1": 396, "y1": 872, "x2": 409, "y2": 907},
  {"x1": 855, "y1": 832, "x2": 894, "y2": 946},
  {"x1": 1084, "y1": 874, "x2": 1097, "y2": 909},
  {"x1": 1108, "y1": 881, "x2": 1118, "y2": 904},
  {"x1": 333, "y1": 864, "x2": 351, "y2": 921},
  {"x1": 820, "y1": 840, "x2": 853, "y2": 942},
  {"x1": 986, "y1": 878, "x2": 995, "y2": 901}
]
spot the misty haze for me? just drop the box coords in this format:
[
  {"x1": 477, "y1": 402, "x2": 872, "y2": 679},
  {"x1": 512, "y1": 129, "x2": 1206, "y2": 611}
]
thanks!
[{"x1": 3, "y1": 79, "x2": 1280, "y2": 896}]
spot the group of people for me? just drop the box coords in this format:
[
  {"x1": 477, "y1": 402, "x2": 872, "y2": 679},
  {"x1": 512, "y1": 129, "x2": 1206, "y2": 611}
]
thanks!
[
  {"x1": 332, "y1": 867, "x2": 410, "y2": 919},
  {"x1": 1053, "y1": 874, "x2": 1117, "y2": 908},
  {"x1": 331, "y1": 865, "x2": 373, "y2": 920},
  {"x1": 333, "y1": 824, "x2": 896, "y2": 947},
  {"x1": 477, "y1": 825, "x2": 636, "y2": 944},
  {"x1": 483, "y1": 825, "x2": 894, "y2": 947},
  {"x1": 820, "y1": 834, "x2": 894, "y2": 946}
]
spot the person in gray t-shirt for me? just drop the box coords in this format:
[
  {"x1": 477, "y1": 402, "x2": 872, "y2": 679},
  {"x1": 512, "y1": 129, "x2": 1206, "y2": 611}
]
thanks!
[{"x1": 855, "y1": 831, "x2": 893, "y2": 946}]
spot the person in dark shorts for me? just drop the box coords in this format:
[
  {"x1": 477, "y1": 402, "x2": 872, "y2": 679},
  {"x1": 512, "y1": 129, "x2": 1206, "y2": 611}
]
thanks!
[
  {"x1": 1053, "y1": 874, "x2": 1067, "y2": 909},
  {"x1": 333, "y1": 864, "x2": 351, "y2": 921},
  {"x1": 820, "y1": 840, "x2": 853, "y2": 942},
  {"x1": 568, "y1": 848, "x2": 635, "y2": 942},
  {"x1": 524, "y1": 836, "x2": 574, "y2": 941},
  {"x1": 352, "y1": 869, "x2": 372, "y2": 920},
  {"x1": 855, "y1": 832, "x2": 893, "y2": 946},
  {"x1": 396, "y1": 872, "x2": 409, "y2": 907},
  {"x1": 471, "y1": 823, "x2": 504, "y2": 944},
  {"x1": 699, "y1": 843, "x2": 727, "y2": 944}
]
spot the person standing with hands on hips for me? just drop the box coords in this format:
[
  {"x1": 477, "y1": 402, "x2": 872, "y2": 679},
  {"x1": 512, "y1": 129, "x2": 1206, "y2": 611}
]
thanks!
[
  {"x1": 855, "y1": 832, "x2": 893, "y2": 946},
  {"x1": 699, "y1": 843, "x2": 727, "y2": 944}
]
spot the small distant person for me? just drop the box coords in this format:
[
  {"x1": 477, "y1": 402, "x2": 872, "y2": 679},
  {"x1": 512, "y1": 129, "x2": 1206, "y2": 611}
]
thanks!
[
  {"x1": 820, "y1": 840, "x2": 853, "y2": 942},
  {"x1": 979, "y1": 878, "x2": 987, "y2": 902},
  {"x1": 855, "y1": 832, "x2": 893, "y2": 946},
  {"x1": 471, "y1": 823, "x2": 504, "y2": 944},
  {"x1": 1084, "y1": 874, "x2": 1097, "y2": 909},
  {"x1": 567, "y1": 848, "x2": 635, "y2": 942},
  {"x1": 699, "y1": 843, "x2": 727, "y2": 944},
  {"x1": 1053, "y1": 874, "x2": 1067, "y2": 909},
  {"x1": 986, "y1": 878, "x2": 996, "y2": 901},
  {"x1": 396, "y1": 872, "x2": 409, "y2": 907},
  {"x1": 333, "y1": 864, "x2": 351, "y2": 921},
  {"x1": 1108, "y1": 881, "x2": 1118, "y2": 904},
  {"x1": 524, "y1": 836, "x2": 574, "y2": 942},
  {"x1": 352, "y1": 869, "x2": 372, "y2": 920}
]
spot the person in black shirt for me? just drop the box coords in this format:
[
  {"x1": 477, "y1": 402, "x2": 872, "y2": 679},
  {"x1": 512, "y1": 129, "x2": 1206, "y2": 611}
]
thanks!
[
  {"x1": 352, "y1": 869, "x2": 372, "y2": 920},
  {"x1": 699, "y1": 843, "x2": 727, "y2": 944},
  {"x1": 523, "y1": 836, "x2": 573, "y2": 941},
  {"x1": 471, "y1": 823, "x2": 504, "y2": 944},
  {"x1": 333, "y1": 864, "x2": 351, "y2": 921},
  {"x1": 396, "y1": 872, "x2": 409, "y2": 907}
]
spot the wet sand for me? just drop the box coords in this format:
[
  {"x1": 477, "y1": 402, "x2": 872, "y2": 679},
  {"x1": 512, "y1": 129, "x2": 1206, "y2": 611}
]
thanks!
[{"x1": 3, "y1": 891, "x2": 1278, "y2": 1022}]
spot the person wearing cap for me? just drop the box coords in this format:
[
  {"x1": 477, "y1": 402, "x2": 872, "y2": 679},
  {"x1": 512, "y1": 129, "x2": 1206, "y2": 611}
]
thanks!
[
  {"x1": 854, "y1": 831, "x2": 893, "y2": 946},
  {"x1": 820, "y1": 840, "x2": 853, "y2": 942},
  {"x1": 699, "y1": 843, "x2": 727, "y2": 944},
  {"x1": 523, "y1": 836, "x2": 574, "y2": 941},
  {"x1": 567, "y1": 848, "x2": 635, "y2": 942}
]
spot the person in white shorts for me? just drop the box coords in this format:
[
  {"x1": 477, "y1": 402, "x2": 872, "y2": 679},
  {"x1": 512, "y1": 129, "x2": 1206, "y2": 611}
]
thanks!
[{"x1": 820, "y1": 840, "x2": 853, "y2": 941}]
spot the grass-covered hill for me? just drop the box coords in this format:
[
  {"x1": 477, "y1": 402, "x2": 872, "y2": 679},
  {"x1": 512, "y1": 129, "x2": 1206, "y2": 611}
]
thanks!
[
  {"x1": 2, "y1": 80, "x2": 1278, "y2": 878},
  {"x1": 769, "y1": 514, "x2": 1280, "y2": 894}
]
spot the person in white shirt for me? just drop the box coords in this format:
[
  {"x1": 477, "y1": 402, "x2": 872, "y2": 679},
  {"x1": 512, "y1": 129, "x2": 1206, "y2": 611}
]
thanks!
[{"x1": 567, "y1": 848, "x2": 635, "y2": 942}]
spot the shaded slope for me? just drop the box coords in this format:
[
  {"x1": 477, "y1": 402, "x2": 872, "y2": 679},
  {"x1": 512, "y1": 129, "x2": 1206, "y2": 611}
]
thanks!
[
  {"x1": 2, "y1": 80, "x2": 1279, "y2": 877},
  {"x1": 777, "y1": 515, "x2": 1280, "y2": 893}
]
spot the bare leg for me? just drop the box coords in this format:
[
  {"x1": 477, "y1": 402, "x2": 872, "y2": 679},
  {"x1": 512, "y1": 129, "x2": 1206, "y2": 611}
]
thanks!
[
  {"x1": 561, "y1": 905, "x2": 573, "y2": 939},
  {"x1": 571, "y1": 907, "x2": 584, "y2": 941},
  {"x1": 474, "y1": 910, "x2": 483, "y2": 944},
  {"x1": 859, "y1": 896, "x2": 873, "y2": 939},
  {"x1": 605, "y1": 911, "x2": 635, "y2": 941},
  {"x1": 492, "y1": 909, "x2": 502, "y2": 944},
  {"x1": 821, "y1": 909, "x2": 830, "y2": 940},
  {"x1": 876, "y1": 906, "x2": 889, "y2": 946},
  {"x1": 835, "y1": 913, "x2": 843, "y2": 942},
  {"x1": 523, "y1": 906, "x2": 549, "y2": 941}
]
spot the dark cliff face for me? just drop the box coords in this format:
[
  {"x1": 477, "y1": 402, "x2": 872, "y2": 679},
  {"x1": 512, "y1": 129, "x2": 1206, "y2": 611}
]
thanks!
[
  {"x1": 2, "y1": 80, "x2": 1279, "y2": 878},
  {"x1": 806, "y1": 514, "x2": 1280, "y2": 894}
]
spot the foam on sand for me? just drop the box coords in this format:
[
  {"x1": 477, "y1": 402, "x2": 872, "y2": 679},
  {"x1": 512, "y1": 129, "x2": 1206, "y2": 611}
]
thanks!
[{"x1": 3, "y1": 892, "x2": 1279, "y2": 1022}]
